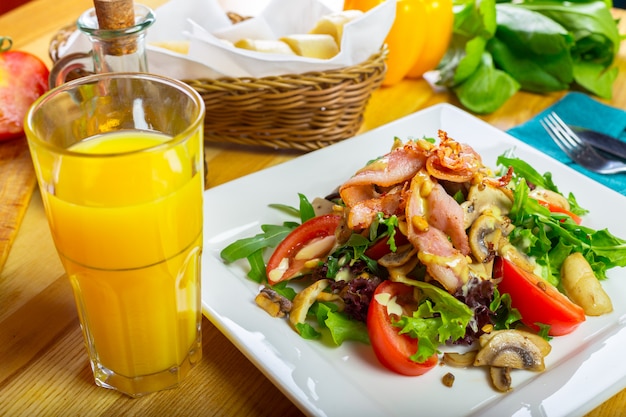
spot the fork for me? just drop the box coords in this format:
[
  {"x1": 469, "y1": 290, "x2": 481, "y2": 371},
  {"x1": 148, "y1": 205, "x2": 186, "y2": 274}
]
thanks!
[{"x1": 540, "y1": 112, "x2": 626, "y2": 174}]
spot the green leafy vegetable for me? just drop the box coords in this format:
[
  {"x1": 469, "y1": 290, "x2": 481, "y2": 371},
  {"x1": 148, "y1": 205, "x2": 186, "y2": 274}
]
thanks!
[
  {"x1": 246, "y1": 249, "x2": 267, "y2": 283},
  {"x1": 490, "y1": 288, "x2": 522, "y2": 330},
  {"x1": 221, "y1": 193, "x2": 315, "y2": 268},
  {"x1": 438, "y1": 0, "x2": 623, "y2": 113},
  {"x1": 302, "y1": 302, "x2": 370, "y2": 345},
  {"x1": 320, "y1": 304, "x2": 370, "y2": 345},
  {"x1": 500, "y1": 155, "x2": 626, "y2": 286},
  {"x1": 220, "y1": 223, "x2": 294, "y2": 264},
  {"x1": 268, "y1": 192, "x2": 315, "y2": 223},
  {"x1": 393, "y1": 277, "x2": 473, "y2": 362},
  {"x1": 498, "y1": 153, "x2": 588, "y2": 215},
  {"x1": 369, "y1": 213, "x2": 400, "y2": 252},
  {"x1": 271, "y1": 281, "x2": 297, "y2": 301}
]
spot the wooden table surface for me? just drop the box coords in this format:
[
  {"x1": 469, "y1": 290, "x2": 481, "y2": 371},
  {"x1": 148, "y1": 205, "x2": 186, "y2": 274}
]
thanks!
[{"x1": 1, "y1": 0, "x2": 626, "y2": 416}]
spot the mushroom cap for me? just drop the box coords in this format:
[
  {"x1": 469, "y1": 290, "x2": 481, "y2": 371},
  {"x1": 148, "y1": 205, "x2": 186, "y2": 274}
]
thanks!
[
  {"x1": 461, "y1": 183, "x2": 513, "y2": 230},
  {"x1": 289, "y1": 279, "x2": 330, "y2": 331},
  {"x1": 474, "y1": 330, "x2": 551, "y2": 371},
  {"x1": 489, "y1": 366, "x2": 512, "y2": 392},
  {"x1": 468, "y1": 214, "x2": 503, "y2": 263}
]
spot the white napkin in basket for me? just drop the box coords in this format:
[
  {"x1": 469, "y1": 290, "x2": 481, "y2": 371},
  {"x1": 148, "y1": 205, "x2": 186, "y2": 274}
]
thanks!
[
  {"x1": 55, "y1": 0, "x2": 395, "y2": 80},
  {"x1": 187, "y1": 0, "x2": 395, "y2": 77}
]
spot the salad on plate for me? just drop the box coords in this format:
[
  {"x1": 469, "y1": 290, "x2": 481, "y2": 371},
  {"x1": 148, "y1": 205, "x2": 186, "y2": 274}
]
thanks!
[{"x1": 220, "y1": 130, "x2": 626, "y2": 392}]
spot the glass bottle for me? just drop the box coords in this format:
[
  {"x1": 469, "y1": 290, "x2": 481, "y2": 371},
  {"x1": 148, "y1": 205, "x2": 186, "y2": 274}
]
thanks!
[{"x1": 49, "y1": 4, "x2": 155, "y2": 87}]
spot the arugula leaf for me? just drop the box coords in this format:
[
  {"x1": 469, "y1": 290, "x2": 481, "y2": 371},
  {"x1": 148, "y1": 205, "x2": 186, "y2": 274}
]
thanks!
[
  {"x1": 370, "y1": 213, "x2": 400, "y2": 252},
  {"x1": 271, "y1": 281, "x2": 297, "y2": 301},
  {"x1": 246, "y1": 249, "x2": 267, "y2": 283},
  {"x1": 221, "y1": 193, "x2": 315, "y2": 265},
  {"x1": 325, "y1": 232, "x2": 379, "y2": 279},
  {"x1": 268, "y1": 203, "x2": 300, "y2": 218},
  {"x1": 220, "y1": 223, "x2": 294, "y2": 263},
  {"x1": 298, "y1": 193, "x2": 316, "y2": 222},
  {"x1": 498, "y1": 153, "x2": 587, "y2": 215},
  {"x1": 509, "y1": 178, "x2": 626, "y2": 284}
]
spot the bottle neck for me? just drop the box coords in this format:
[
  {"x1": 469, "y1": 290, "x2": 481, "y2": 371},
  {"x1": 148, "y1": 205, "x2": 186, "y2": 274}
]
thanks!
[{"x1": 77, "y1": 3, "x2": 155, "y2": 74}]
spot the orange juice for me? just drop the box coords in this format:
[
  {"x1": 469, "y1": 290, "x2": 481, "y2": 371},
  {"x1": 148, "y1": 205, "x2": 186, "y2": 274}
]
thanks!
[{"x1": 40, "y1": 130, "x2": 203, "y2": 396}]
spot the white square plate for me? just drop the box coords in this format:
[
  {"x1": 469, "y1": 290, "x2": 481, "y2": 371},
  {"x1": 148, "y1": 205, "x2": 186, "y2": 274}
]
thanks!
[{"x1": 201, "y1": 103, "x2": 626, "y2": 417}]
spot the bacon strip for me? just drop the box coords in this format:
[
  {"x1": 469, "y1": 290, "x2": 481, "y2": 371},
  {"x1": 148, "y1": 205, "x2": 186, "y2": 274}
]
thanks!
[
  {"x1": 426, "y1": 130, "x2": 482, "y2": 183},
  {"x1": 339, "y1": 134, "x2": 477, "y2": 292},
  {"x1": 340, "y1": 142, "x2": 426, "y2": 190},
  {"x1": 426, "y1": 183, "x2": 470, "y2": 256},
  {"x1": 346, "y1": 185, "x2": 405, "y2": 230},
  {"x1": 340, "y1": 142, "x2": 426, "y2": 229},
  {"x1": 405, "y1": 170, "x2": 468, "y2": 292}
]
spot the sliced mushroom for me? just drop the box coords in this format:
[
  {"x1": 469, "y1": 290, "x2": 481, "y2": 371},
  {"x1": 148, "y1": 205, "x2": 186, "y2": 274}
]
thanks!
[
  {"x1": 469, "y1": 213, "x2": 517, "y2": 276},
  {"x1": 497, "y1": 238, "x2": 537, "y2": 275},
  {"x1": 479, "y1": 329, "x2": 551, "y2": 356},
  {"x1": 468, "y1": 214, "x2": 502, "y2": 263},
  {"x1": 474, "y1": 330, "x2": 551, "y2": 372},
  {"x1": 311, "y1": 196, "x2": 339, "y2": 216},
  {"x1": 489, "y1": 367, "x2": 512, "y2": 392},
  {"x1": 255, "y1": 287, "x2": 293, "y2": 318},
  {"x1": 443, "y1": 350, "x2": 478, "y2": 368},
  {"x1": 289, "y1": 279, "x2": 330, "y2": 332},
  {"x1": 386, "y1": 256, "x2": 421, "y2": 282},
  {"x1": 378, "y1": 243, "x2": 418, "y2": 268},
  {"x1": 461, "y1": 183, "x2": 513, "y2": 230},
  {"x1": 316, "y1": 291, "x2": 346, "y2": 312}
]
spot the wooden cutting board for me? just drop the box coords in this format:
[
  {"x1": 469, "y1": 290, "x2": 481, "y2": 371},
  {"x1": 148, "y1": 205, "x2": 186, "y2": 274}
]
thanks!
[{"x1": 0, "y1": 137, "x2": 37, "y2": 272}]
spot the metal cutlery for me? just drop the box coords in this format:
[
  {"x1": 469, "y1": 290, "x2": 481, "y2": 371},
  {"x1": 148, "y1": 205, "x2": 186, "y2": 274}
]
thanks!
[
  {"x1": 540, "y1": 112, "x2": 626, "y2": 174},
  {"x1": 568, "y1": 125, "x2": 626, "y2": 161}
]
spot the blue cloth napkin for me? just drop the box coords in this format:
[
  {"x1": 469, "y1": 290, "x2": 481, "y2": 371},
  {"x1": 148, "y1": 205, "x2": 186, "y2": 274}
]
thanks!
[{"x1": 507, "y1": 92, "x2": 626, "y2": 196}]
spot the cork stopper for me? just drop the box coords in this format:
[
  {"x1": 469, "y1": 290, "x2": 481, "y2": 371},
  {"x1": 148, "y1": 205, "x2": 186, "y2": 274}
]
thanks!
[{"x1": 93, "y1": 0, "x2": 136, "y2": 55}]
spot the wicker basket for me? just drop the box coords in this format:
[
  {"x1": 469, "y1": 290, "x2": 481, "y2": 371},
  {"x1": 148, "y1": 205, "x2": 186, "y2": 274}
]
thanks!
[{"x1": 50, "y1": 26, "x2": 387, "y2": 152}]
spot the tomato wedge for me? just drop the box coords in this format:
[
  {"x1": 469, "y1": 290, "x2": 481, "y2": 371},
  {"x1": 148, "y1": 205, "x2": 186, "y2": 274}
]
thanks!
[
  {"x1": 536, "y1": 200, "x2": 582, "y2": 225},
  {"x1": 266, "y1": 214, "x2": 342, "y2": 285},
  {"x1": 494, "y1": 257, "x2": 585, "y2": 336},
  {"x1": 367, "y1": 281, "x2": 438, "y2": 376}
]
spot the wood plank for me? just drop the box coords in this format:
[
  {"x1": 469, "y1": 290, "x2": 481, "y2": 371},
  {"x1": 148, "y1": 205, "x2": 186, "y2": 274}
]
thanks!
[{"x1": 0, "y1": 137, "x2": 37, "y2": 272}]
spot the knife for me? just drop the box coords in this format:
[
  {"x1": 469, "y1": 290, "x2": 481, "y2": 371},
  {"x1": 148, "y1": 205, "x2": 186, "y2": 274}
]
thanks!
[{"x1": 570, "y1": 126, "x2": 626, "y2": 161}]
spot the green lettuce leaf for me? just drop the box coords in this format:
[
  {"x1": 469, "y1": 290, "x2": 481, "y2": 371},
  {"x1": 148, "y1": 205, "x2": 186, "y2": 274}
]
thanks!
[{"x1": 393, "y1": 278, "x2": 473, "y2": 362}]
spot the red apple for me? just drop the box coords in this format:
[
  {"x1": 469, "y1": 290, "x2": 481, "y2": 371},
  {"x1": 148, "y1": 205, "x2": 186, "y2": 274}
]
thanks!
[{"x1": 0, "y1": 37, "x2": 49, "y2": 141}]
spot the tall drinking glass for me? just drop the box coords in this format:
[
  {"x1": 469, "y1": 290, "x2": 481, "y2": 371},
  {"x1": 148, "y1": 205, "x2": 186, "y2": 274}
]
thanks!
[{"x1": 24, "y1": 73, "x2": 205, "y2": 397}]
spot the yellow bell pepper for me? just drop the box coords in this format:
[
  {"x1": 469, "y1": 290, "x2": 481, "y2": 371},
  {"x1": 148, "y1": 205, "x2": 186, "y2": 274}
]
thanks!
[
  {"x1": 344, "y1": 0, "x2": 453, "y2": 85},
  {"x1": 406, "y1": 0, "x2": 453, "y2": 79}
]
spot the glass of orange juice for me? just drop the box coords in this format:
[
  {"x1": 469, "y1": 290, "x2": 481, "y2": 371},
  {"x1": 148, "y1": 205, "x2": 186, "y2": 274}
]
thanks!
[{"x1": 24, "y1": 72, "x2": 205, "y2": 397}]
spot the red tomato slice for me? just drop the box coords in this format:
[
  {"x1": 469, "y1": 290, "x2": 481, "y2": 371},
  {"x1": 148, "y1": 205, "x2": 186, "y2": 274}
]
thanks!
[
  {"x1": 266, "y1": 214, "x2": 342, "y2": 285},
  {"x1": 494, "y1": 257, "x2": 585, "y2": 336},
  {"x1": 536, "y1": 200, "x2": 582, "y2": 225},
  {"x1": 367, "y1": 281, "x2": 438, "y2": 376}
]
